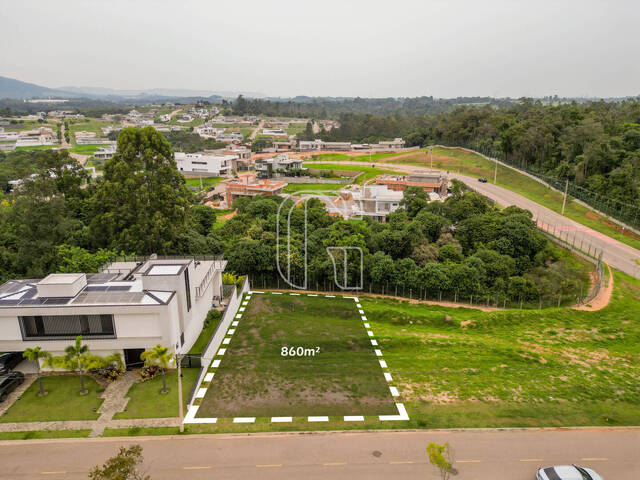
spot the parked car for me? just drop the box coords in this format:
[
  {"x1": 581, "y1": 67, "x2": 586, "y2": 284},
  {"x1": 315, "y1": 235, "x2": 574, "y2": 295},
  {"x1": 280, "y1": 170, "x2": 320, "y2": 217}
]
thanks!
[
  {"x1": 0, "y1": 352, "x2": 23, "y2": 376},
  {"x1": 536, "y1": 465, "x2": 603, "y2": 480},
  {"x1": 0, "y1": 372, "x2": 25, "y2": 402},
  {"x1": 478, "y1": 177, "x2": 488, "y2": 183}
]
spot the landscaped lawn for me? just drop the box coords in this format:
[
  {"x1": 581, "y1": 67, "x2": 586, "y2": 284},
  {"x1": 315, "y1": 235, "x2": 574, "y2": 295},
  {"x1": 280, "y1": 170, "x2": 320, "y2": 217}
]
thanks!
[
  {"x1": 283, "y1": 183, "x2": 345, "y2": 194},
  {"x1": 303, "y1": 163, "x2": 402, "y2": 183},
  {"x1": 381, "y1": 147, "x2": 640, "y2": 251},
  {"x1": 183, "y1": 176, "x2": 222, "y2": 190},
  {"x1": 0, "y1": 375, "x2": 103, "y2": 422},
  {"x1": 68, "y1": 144, "x2": 104, "y2": 155},
  {"x1": 189, "y1": 316, "x2": 221, "y2": 355},
  {"x1": 114, "y1": 368, "x2": 199, "y2": 419},
  {"x1": 196, "y1": 293, "x2": 398, "y2": 418}
]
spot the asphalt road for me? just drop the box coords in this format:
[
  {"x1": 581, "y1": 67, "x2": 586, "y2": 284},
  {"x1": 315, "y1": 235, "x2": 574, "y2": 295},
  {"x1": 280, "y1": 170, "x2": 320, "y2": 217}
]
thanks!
[
  {"x1": 0, "y1": 428, "x2": 637, "y2": 479},
  {"x1": 310, "y1": 160, "x2": 640, "y2": 278}
]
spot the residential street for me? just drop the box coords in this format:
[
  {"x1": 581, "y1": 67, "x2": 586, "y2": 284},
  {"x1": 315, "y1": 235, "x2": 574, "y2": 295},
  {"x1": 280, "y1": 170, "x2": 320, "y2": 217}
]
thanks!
[
  {"x1": 0, "y1": 428, "x2": 637, "y2": 479},
  {"x1": 312, "y1": 161, "x2": 640, "y2": 279}
]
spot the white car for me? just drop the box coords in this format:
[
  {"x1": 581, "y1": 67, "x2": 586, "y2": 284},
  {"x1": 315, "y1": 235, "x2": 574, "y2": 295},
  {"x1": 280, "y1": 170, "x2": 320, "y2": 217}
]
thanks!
[{"x1": 536, "y1": 465, "x2": 603, "y2": 480}]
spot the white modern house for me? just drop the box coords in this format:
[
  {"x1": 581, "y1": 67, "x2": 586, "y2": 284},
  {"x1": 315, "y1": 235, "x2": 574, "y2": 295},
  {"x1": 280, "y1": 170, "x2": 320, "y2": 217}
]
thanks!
[
  {"x1": 255, "y1": 154, "x2": 305, "y2": 178},
  {"x1": 194, "y1": 125, "x2": 225, "y2": 139},
  {"x1": 338, "y1": 184, "x2": 404, "y2": 221},
  {"x1": 15, "y1": 127, "x2": 56, "y2": 147},
  {"x1": 175, "y1": 152, "x2": 235, "y2": 176},
  {"x1": 0, "y1": 255, "x2": 226, "y2": 367}
]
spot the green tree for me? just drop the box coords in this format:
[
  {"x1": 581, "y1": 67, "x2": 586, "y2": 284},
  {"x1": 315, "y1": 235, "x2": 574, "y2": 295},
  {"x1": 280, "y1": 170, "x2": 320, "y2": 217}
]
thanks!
[
  {"x1": 141, "y1": 345, "x2": 174, "y2": 394},
  {"x1": 89, "y1": 445, "x2": 150, "y2": 480},
  {"x1": 23, "y1": 347, "x2": 50, "y2": 396},
  {"x1": 426, "y1": 442, "x2": 454, "y2": 480},
  {"x1": 89, "y1": 127, "x2": 192, "y2": 254},
  {"x1": 64, "y1": 336, "x2": 89, "y2": 395}
]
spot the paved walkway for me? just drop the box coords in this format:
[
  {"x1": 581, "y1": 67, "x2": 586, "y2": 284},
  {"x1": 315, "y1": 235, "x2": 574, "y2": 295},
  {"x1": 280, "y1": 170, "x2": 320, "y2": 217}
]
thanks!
[{"x1": 89, "y1": 370, "x2": 138, "y2": 437}]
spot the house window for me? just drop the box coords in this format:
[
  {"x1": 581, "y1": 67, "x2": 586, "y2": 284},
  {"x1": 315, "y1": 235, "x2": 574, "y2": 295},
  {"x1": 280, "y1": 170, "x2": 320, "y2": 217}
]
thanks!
[
  {"x1": 184, "y1": 269, "x2": 192, "y2": 312},
  {"x1": 19, "y1": 314, "x2": 116, "y2": 340}
]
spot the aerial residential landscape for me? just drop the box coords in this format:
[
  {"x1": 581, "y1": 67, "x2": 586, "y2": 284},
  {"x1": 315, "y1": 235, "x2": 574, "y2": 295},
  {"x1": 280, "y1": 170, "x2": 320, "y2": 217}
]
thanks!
[{"x1": 0, "y1": 1, "x2": 639, "y2": 479}]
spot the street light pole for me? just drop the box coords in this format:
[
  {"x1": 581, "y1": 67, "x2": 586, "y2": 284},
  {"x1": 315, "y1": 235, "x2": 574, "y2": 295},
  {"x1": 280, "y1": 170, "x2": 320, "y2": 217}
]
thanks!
[
  {"x1": 176, "y1": 352, "x2": 184, "y2": 433},
  {"x1": 493, "y1": 158, "x2": 498, "y2": 184},
  {"x1": 561, "y1": 178, "x2": 569, "y2": 216}
]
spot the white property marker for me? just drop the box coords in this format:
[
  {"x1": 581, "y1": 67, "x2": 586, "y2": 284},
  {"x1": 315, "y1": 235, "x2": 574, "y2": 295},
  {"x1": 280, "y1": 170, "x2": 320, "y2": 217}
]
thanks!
[
  {"x1": 204, "y1": 373, "x2": 214, "y2": 382},
  {"x1": 307, "y1": 294, "x2": 318, "y2": 297},
  {"x1": 195, "y1": 388, "x2": 207, "y2": 398},
  {"x1": 359, "y1": 310, "x2": 365, "y2": 314},
  {"x1": 389, "y1": 386, "x2": 399, "y2": 397},
  {"x1": 384, "y1": 372, "x2": 393, "y2": 382},
  {"x1": 272, "y1": 292, "x2": 283, "y2": 295},
  {"x1": 379, "y1": 403, "x2": 410, "y2": 421},
  {"x1": 271, "y1": 417, "x2": 293, "y2": 423},
  {"x1": 228, "y1": 329, "x2": 235, "y2": 335},
  {"x1": 371, "y1": 339, "x2": 378, "y2": 346},
  {"x1": 356, "y1": 304, "x2": 362, "y2": 308},
  {"x1": 344, "y1": 416, "x2": 365, "y2": 421},
  {"x1": 211, "y1": 360, "x2": 221, "y2": 368},
  {"x1": 249, "y1": 291, "x2": 264, "y2": 294},
  {"x1": 361, "y1": 316, "x2": 367, "y2": 321},
  {"x1": 233, "y1": 417, "x2": 256, "y2": 423},
  {"x1": 367, "y1": 331, "x2": 374, "y2": 337},
  {"x1": 217, "y1": 348, "x2": 226, "y2": 356},
  {"x1": 364, "y1": 323, "x2": 370, "y2": 328},
  {"x1": 325, "y1": 295, "x2": 335, "y2": 298},
  {"x1": 239, "y1": 307, "x2": 245, "y2": 312},
  {"x1": 289, "y1": 293, "x2": 300, "y2": 296},
  {"x1": 308, "y1": 416, "x2": 329, "y2": 422},
  {"x1": 375, "y1": 349, "x2": 382, "y2": 356},
  {"x1": 242, "y1": 301, "x2": 248, "y2": 306},
  {"x1": 232, "y1": 321, "x2": 239, "y2": 327},
  {"x1": 222, "y1": 338, "x2": 231, "y2": 344},
  {"x1": 379, "y1": 360, "x2": 388, "y2": 368},
  {"x1": 235, "y1": 314, "x2": 242, "y2": 319}
]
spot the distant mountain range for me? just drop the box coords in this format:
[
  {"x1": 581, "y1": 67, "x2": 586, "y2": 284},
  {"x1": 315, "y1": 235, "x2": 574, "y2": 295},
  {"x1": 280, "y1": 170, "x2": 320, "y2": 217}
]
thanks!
[{"x1": 0, "y1": 75, "x2": 265, "y2": 101}]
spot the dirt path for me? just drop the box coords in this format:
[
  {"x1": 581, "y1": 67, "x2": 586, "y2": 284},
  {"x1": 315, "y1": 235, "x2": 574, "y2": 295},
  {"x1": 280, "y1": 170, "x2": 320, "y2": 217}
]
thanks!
[
  {"x1": 249, "y1": 119, "x2": 265, "y2": 140},
  {"x1": 572, "y1": 265, "x2": 614, "y2": 311}
]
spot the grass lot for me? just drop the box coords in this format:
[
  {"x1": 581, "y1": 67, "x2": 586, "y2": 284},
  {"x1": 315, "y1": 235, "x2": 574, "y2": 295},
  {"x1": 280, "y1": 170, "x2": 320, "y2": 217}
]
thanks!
[
  {"x1": 363, "y1": 269, "x2": 640, "y2": 428},
  {"x1": 383, "y1": 147, "x2": 640, "y2": 251},
  {"x1": 286, "y1": 124, "x2": 307, "y2": 136},
  {"x1": 114, "y1": 369, "x2": 199, "y2": 419},
  {"x1": 306, "y1": 152, "x2": 402, "y2": 163},
  {"x1": 13, "y1": 145, "x2": 58, "y2": 152},
  {"x1": 184, "y1": 176, "x2": 222, "y2": 190},
  {"x1": 283, "y1": 183, "x2": 345, "y2": 194},
  {"x1": 196, "y1": 294, "x2": 398, "y2": 418},
  {"x1": 303, "y1": 163, "x2": 402, "y2": 184},
  {"x1": 0, "y1": 375, "x2": 103, "y2": 422},
  {"x1": 189, "y1": 316, "x2": 222, "y2": 355},
  {"x1": 67, "y1": 119, "x2": 111, "y2": 142},
  {"x1": 68, "y1": 144, "x2": 104, "y2": 155},
  {"x1": 0, "y1": 430, "x2": 91, "y2": 440},
  {"x1": 102, "y1": 426, "x2": 181, "y2": 437}
]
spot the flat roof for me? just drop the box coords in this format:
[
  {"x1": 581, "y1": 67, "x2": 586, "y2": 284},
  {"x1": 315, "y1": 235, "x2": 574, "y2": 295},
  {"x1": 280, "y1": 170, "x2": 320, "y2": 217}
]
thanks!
[
  {"x1": 38, "y1": 273, "x2": 85, "y2": 285},
  {"x1": 147, "y1": 264, "x2": 183, "y2": 276}
]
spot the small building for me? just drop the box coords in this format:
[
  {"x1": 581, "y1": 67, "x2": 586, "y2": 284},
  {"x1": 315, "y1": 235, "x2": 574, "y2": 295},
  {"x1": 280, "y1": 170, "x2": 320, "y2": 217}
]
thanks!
[
  {"x1": 298, "y1": 139, "x2": 351, "y2": 151},
  {"x1": 0, "y1": 255, "x2": 226, "y2": 364},
  {"x1": 93, "y1": 144, "x2": 117, "y2": 160},
  {"x1": 220, "y1": 173, "x2": 286, "y2": 207},
  {"x1": 215, "y1": 132, "x2": 244, "y2": 143},
  {"x1": 175, "y1": 152, "x2": 235, "y2": 176},
  {"x1": 15, "y1": 127, "x2": 56, "y2": 147},
  {"x1": 273, "y1": 140, "x2": 296, "y2": 152},
  {"x1": 194, "y1": 125, "x2": 225, "y2": 138},
  {"x1": 255, "y1": 154, "x2": 305, "y2": 179},
  {"x1": 262, "y1": 128, "x2": 287, "y2": 137},
  {"x1": 376, "y1": 170, "x2": 449, "y2": 196}
]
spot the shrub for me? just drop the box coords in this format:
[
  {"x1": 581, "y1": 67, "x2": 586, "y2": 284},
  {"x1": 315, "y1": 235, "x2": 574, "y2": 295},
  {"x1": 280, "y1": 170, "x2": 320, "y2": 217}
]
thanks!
[
  {"x1": 138, "y1": 364, "x2": 161, "y2": 382},
  {"x1": 91, "y1": 364, "x2": 125, "y2": 382}
]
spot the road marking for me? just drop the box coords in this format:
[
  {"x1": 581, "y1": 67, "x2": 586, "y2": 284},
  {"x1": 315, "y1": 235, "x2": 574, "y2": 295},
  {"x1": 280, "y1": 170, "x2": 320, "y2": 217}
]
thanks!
[
  {"x1": 323, "y1": 462, "x2": 347, "y2": 466},
  {"x1": 581, "y1": 457, "x2": 608, "y2": 461},
  {"x1": 183, "y1": 466, "x2": 211, "y2": 470},
  {"x1": 519, "y1": 459, "x2": 543, "y2": 462},
  {"x1": 256, "y1": 464, "x2": 282, "y2": 467},
  {"x1": 40, "y1": 473, "x2": 67, "y2": 475},
  {"x1": 458, "y1": 460, "x2": 482, "y2": 463},
  {"x1": 390, "y1": 461, "x2": 414, "y2": 464}
]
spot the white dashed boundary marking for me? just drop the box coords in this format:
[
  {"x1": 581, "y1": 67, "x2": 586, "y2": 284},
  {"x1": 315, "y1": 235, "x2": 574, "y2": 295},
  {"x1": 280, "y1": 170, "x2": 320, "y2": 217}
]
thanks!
[{"x1": 184, "y1": 291, "x2": 409, "y2": 424}]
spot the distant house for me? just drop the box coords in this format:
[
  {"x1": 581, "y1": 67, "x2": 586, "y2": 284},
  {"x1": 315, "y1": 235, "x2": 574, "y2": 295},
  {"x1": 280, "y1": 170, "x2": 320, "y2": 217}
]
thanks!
[
  {"x1": 262, "y1": 128, "x2": 287, "y2": 136},
  {"x1": 352, "y1": 138, "x2": 406, "y2": 150},
  {"x1": 338, "y1": 184, "x2": 404, "y2": 222},
  {"x1": 376, "y1": 170, "x2": 449, "y2": 196},
  {"x1": 175, "y1": 152, "x2": 235, "y2": 176},
  {"x1": 93, "y1": 144, "x2": 117, "y2": 160},
  {"x1": 255, "y1": 154, "x2": 305, "y2": 178},
  {"x1": 273, "y1": 140, "x2": 296, "y2": 152},
  {"x1": 15, "y1": 127, "x2": 55, "y2": 147},
  {"x1": 215, "y1": 132, "x2": 244, "y2": 143},
  {"x1": 298, "y1": 139, "x2": 351, "y2": 151},
  {"x1": 194, "y1": 125, "x2": 225, "y2": 139},
  {"x1": 220, "y1": 173, "x2": 286, "y2": 207}
]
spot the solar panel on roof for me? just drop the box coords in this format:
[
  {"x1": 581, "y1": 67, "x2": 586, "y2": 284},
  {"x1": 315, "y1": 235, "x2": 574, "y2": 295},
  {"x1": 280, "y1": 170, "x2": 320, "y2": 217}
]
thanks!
[
  {"x1": 42, "y1": 297, "x2": 72, "y2": 305},
  {"x1": 0, "y1": 300, "x2": 20, "y2": 306},
  {"x1": 107, "y1": 285, "x2": 131, "y2": 292}
]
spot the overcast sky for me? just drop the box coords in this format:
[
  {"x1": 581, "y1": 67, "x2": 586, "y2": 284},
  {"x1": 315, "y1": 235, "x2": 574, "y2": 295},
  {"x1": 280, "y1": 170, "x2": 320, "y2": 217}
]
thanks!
[{"x1": 1, "y1": 0, "x2": 638, "y2": 98}]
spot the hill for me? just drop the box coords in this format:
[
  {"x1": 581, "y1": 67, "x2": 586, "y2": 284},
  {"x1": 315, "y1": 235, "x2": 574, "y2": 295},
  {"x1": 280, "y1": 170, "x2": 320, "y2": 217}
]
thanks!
[{"x1": 0, "y1": 75, "x2": 73, "y2": 99}]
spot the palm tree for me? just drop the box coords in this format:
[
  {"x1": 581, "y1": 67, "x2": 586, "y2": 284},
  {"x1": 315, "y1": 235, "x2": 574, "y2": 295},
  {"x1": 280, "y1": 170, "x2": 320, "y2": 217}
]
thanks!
[
  {"x1": 65, "y1": 335, "x2": 89, "y2": 395},
  {"x1": 141, "y1": 345, "x2": 173, "y2": 394},
  {"x1": 23, "y1": 347, "x2": 51, "y2": 396}
]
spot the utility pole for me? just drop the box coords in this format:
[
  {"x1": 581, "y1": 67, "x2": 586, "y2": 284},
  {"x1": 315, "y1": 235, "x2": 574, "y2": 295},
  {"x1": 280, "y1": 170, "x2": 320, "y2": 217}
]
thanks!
[
  {"x1": 429, "y1": 146, "x2": 433, "y2": 169},
  {"x1": 493, "y1": 158, "x2": 498, "y2": 184},
  {"x1": 176, "y1": 352, "x2": 184, "y2": 433},
  {"x1": 561, "y1": 178, "x2": 569, "y2": 216}
]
